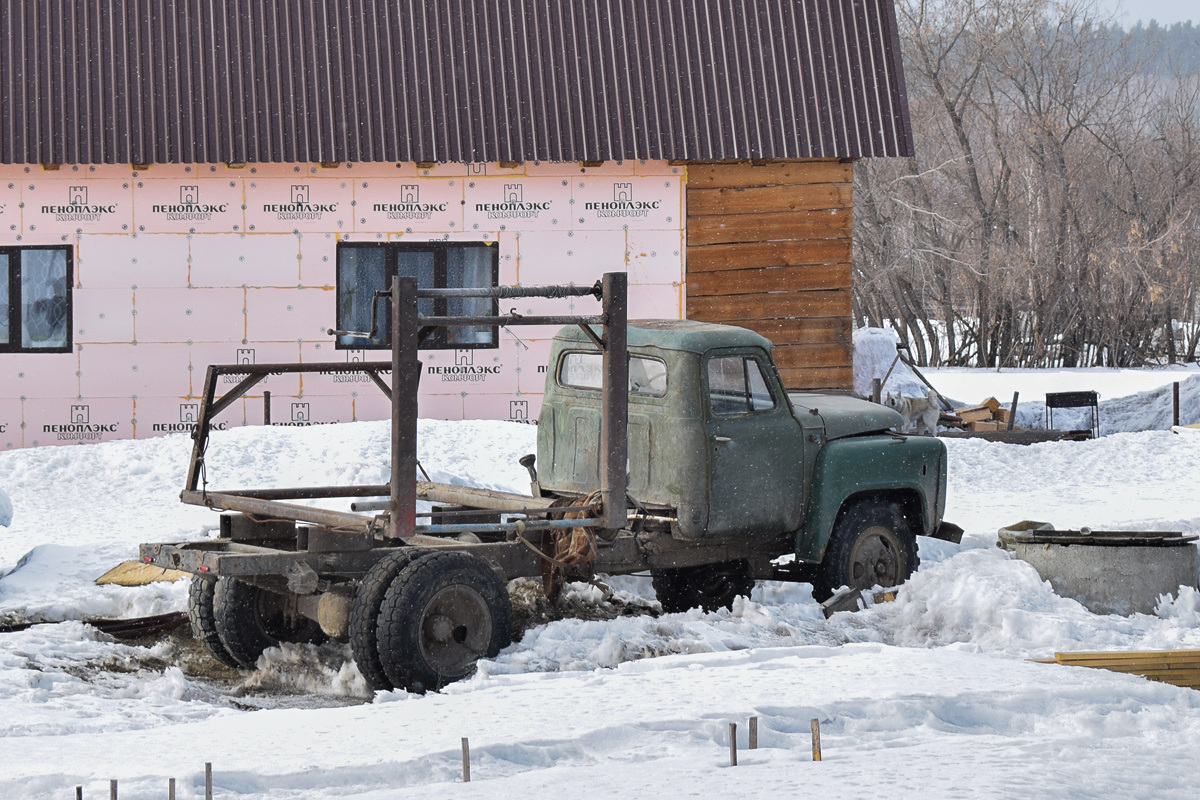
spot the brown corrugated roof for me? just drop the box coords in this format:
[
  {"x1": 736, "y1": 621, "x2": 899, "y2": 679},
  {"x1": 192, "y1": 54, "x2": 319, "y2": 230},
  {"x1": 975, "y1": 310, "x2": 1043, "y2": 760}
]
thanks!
[{"x1": 0, "y1": 0, "x2": 913, "y2": 165}]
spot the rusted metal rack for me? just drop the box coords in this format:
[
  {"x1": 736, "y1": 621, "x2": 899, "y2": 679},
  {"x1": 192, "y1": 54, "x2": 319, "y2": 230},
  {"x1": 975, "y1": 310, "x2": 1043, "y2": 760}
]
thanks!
[{"x1": 164, "y1": 272, "x2": 628, "y2": 570}]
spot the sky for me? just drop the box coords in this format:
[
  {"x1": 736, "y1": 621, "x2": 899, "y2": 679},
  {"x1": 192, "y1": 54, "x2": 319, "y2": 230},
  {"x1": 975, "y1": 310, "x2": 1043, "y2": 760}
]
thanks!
[{"x1": 1101, "y1": 0, "x2": 1195, "y2": 25}]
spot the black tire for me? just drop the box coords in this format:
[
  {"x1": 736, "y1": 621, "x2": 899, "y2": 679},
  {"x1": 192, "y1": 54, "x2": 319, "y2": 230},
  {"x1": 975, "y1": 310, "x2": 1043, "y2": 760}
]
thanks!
[
  {"x1": 651, "y1": 560, "x2": 755, "y2": 613},
  {"x1": 812, "y1": 500, "x2": 919, "y2": 602},
  {"x1": 376, "y1": 551, "x2": 513, "y2": 693},
  {"x1": 187, "y1": 576, "x2": 240, "y2": 669},
  {"x1": 213, "y1": 576, "x2": 324, "y2": 669},
  {"x1": 349, "y1": 548, "x2": 427, "y2": 692}
]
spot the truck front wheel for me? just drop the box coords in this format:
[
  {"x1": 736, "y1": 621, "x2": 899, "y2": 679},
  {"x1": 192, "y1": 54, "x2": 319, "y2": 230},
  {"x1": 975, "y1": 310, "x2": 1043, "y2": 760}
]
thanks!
[
  {"x1": 376, "y1": 551, "x2": 513, "y2": 693},
  {"x1": 652, "y1": 560, "x2": 755, "y2": 614},
  {"x1": 213, "y1": 577, "x2": 325, "y2": 669},
  {"x1": 813, "y1": 501, "x2": 919, "y2": 601}
]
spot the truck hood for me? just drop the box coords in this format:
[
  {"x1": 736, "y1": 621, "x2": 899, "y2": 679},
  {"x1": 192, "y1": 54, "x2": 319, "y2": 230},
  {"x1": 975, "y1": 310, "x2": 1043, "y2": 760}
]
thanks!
[{"x1": 788, "y1": 393, "x2": 903, "y2": 440}]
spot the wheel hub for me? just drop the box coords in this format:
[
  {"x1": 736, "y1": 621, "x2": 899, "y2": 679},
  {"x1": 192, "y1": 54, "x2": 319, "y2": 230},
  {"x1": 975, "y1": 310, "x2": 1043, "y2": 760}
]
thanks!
[
  {"x1": 848, "y1": 525, "x2": 902, "y2": 588},
  {"x1": 418, "y1": 585, "x2": 492, "y2": 677}
]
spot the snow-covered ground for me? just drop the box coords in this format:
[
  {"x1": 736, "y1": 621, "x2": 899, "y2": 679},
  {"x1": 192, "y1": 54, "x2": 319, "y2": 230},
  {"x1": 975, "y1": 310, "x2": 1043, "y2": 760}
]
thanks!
[{"x1": 2, "y1": 373, "x2": 1200, "y2": 798}]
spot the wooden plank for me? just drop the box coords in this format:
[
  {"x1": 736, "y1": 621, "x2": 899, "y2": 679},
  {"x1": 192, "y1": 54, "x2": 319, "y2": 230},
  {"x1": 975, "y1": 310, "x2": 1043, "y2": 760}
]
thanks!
[
  {"x1": 686, "y1": 161, "x2": 853, "y2": 189},
  {"x1": 686, "y1": 239, "x2": 852, "y2": 272},
  {"x1": 688, "y1": 290, "x2": 851, "y2": 321},
  {"x1": 687, "y1": 209, "x2": 851, "y2": 247},
  {"x1": 687, "y1": 264, "x2": 850, "y2": 297},
  {"x1": 770, "y1": 344, "x2": 851, "y2": 370},
  {"x1": 687, "y1": 183, "x2": 852, "y2": 216},
  {"x1": 734, "y1": 316, "x2": 853, "y2": 345},
  {"x1": 777, "y1": 365, "x2": 853, "y2": 391}
]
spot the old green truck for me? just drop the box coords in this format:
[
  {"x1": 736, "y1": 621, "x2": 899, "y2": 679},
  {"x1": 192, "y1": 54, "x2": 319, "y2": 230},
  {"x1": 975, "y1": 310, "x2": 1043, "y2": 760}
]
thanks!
[{"x1": 141, "y1": 272, "x2": 958, "y2": 694}]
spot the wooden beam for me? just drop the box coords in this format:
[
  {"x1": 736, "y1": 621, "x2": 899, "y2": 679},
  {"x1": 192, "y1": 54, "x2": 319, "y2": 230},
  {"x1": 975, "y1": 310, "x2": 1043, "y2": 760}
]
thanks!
[
  {"x1": 688, "y1": 289, "x2": 851, "y2": 320},
  {"x1": 770, "y1": 343, "x2": 852, "y2": 370},
  {"x1": 687, "y1": 264, "x2": 850, "y2": 297},
  {"x1": 686, "y1": 183, "x2": 851, "y2": 216},
  {"x1": 686, "y1": 240, "x2": 852, "y2": 272},
  {"x1": 686, "y1": 161, "x2": 852, "y2": 189},
  {"x1": 732, "y1": 316, "x2": 852, "y2": 345},
  {"x1": 777, "y1": 365, "x2": 853, "y2": 391},
  {"x1": 687, "y1": 209, "x2": 851, "y2": 246}
]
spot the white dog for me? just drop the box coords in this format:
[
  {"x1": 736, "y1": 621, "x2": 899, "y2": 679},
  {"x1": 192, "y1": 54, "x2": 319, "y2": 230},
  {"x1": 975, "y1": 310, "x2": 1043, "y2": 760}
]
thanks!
[{"x1": 884, "y1": 390, "x2": 941, "y2": 436}]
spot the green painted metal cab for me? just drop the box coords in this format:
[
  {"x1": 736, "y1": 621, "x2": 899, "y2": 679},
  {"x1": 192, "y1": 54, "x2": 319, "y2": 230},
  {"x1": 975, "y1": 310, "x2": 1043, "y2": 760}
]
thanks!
[{"x1": 537, "y1": 320, "x2": 947, "y2": 563}]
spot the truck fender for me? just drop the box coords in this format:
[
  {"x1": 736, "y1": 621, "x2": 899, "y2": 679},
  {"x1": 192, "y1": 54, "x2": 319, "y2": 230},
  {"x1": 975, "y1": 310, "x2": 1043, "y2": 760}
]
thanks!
[{"x1": 795, "y1": 435, "x2": 946, "y2": 563}]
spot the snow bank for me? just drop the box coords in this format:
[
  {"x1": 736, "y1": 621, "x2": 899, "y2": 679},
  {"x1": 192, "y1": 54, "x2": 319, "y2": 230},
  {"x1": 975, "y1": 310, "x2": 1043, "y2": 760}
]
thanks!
[
  {"x1": 0, "y1": 487, "x2": 10, "y2": 527},
  {"x1": 852, "y1": 327, "x2": 942, "y2": 399}
]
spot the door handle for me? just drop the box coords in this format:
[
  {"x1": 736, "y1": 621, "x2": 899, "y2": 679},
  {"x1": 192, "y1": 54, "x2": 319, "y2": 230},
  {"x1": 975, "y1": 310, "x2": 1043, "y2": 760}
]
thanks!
[{"x1": 713, "y1": 436, "x2": 732, "y2": 443}]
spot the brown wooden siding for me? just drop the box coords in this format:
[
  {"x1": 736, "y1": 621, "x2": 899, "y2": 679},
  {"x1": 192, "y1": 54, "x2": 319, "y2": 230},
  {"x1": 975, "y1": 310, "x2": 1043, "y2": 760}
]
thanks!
[{"x1": 685, "y1": 160, "x2": 853, "y2": 393}]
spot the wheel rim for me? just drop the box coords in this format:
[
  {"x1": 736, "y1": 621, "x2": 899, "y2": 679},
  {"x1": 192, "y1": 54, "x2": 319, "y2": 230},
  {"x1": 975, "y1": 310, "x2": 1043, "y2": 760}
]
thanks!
[
  {"x1": 418, "y1": 585, "x2": 493, "y2": 678},
  {"x1": 847, "y1": 524, "x2": 904, "y2": 589},
  {"x1": 253, "y1": 588, "x2": 293, "y2": 640}
]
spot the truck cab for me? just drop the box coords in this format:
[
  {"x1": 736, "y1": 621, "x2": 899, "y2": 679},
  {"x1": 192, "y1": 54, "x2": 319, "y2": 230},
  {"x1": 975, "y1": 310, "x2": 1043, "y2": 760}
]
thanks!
[{"x1": 537, "y1": 320, "x2": 949, "y2": 566}]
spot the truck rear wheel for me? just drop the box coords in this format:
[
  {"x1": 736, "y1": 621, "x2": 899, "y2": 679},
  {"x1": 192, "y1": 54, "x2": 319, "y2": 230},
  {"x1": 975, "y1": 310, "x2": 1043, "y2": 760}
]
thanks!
[
  {"x1": 813, "y1": 501, "x2": 919, "y2": 601},
  {"x1": 376, "y1": 551, "x2": 513, "y2": 693},
  {"x1": 213, "y1": 577, "x2": 325, "y2": 669},
  {"x1": 349, "y1": 548, "x2": 427, "y2": 692},
  {"x1": 187, "y1": 576, "x2": 240, "y2": 669},
  {"x1": 652, "y1": 560, "x2": 755, "y2": 614}
]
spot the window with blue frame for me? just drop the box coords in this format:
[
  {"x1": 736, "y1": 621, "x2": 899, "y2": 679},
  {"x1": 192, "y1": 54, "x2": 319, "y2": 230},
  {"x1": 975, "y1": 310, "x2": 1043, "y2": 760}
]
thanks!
[
  {"x1": 0, "y1": 246, "x2": 72, "y2": 354},
  {"x1": 336, "y1": 242, "x2": 498, "y2": 350}
]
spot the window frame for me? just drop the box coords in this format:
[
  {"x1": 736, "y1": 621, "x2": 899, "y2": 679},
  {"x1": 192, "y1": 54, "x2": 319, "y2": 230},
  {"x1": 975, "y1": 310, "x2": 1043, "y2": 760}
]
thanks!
[
  {"x1": 0, "y1": 244, "x2": 74, "y2": 355},
  {"x1": 335, "y1": 241, "x2": 500, "y2": 351},
  {"x1": 555, "y1": 349, "x2": 669, "y2": 398},
  {"x1": 703, "y1": 351, "x2": 778, "y2": 417}
]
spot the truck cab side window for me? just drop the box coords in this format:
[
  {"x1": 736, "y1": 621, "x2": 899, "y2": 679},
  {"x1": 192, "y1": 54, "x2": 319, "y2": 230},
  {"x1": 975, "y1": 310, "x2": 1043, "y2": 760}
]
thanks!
[
  {"x1": 707, "y1": 355, "x2": 776, "y2": 415},
  {"x1": 0, "y1": 247, "x2": 72, "y2": 353}
]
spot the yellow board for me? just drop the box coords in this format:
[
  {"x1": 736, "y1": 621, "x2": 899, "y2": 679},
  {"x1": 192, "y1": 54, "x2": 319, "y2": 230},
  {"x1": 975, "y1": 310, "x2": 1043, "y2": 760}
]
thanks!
[
  {"x1": 95, "y1": 560, "x2": 190, "y2": 586},
  {"x1": 1036, "y1": 649, "x2": 1200, "y2": 690}
]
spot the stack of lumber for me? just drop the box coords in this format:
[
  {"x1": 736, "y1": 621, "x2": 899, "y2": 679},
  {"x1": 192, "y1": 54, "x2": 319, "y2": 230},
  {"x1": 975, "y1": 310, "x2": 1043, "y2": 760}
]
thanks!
[
  {"x1": 948, "y1": 397, "x2": 1018, "y2": 432},
  {"x1": 1034, "y1": 649, "x2": 1200, "y2": 690}
]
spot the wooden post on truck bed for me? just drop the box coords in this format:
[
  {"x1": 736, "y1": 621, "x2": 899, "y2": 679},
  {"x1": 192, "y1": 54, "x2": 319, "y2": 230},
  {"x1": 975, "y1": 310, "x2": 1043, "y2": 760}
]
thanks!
[
  {"x1": 600, "y1": 272, "x2": 629, "y2": 531},
  {"x1": 390, "y1": 275, "x2": 420, "y2": 539}
]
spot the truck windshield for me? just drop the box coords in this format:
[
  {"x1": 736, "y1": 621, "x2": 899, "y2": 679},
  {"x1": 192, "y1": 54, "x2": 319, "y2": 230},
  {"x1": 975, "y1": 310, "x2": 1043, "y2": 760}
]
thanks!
[{"x1": 559, "y1": 352, "x2": 668, "y2": 397}]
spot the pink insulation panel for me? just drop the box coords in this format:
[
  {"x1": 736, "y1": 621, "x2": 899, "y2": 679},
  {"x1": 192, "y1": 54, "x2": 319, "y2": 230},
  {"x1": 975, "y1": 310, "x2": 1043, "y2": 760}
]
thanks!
[{"x1": 0, "y1": 162, "x2": 682, "y2": 447}]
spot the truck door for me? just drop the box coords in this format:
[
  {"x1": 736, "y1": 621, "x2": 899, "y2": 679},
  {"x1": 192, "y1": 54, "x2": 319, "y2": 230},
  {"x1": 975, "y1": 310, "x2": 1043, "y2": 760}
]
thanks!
[{"x1": 704, "y1": 351, "x2": 806, "y2": 537}]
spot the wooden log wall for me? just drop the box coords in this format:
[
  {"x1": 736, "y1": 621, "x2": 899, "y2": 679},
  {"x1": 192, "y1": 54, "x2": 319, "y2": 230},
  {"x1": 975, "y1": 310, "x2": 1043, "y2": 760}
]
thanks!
[{"x1": 684, "y1": 160, "x2": 853, "y2": 392}]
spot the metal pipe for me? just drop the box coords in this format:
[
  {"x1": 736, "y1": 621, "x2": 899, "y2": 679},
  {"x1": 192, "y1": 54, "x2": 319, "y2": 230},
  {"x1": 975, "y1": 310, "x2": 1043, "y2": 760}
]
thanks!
[
  {"x1": 600, "y1": 272, "x2": 629, "y2": 530},
  {"x1": 392, "y1": 276, "x2": 420, "y2": 539},
  {"x1": 180, "y1": 491, "x2": 375, "y2": 533},
  {"x1": 416, "y1": 283, "x2": 600, "y2": 299},
  {"x1": 417, "y1": 519, "x2": 601, "y2": 535},
  {"x1": 416, "y1": 481, "x2": 556, "y2": 510},
  {"x1": 218, "y1": 485, "x2": 391, "y2": 501},
  {"x1": 417, "y1": 314, "x2": 605, "y2": 327}
]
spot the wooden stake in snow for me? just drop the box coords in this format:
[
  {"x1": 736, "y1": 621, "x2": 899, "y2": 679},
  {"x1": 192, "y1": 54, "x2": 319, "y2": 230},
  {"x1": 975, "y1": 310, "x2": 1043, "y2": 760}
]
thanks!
[
  {"x1": 75, "y1": 787, "x2": 82, "y2": 800},
  {"x1": 1174, "y1": 382, "x2": 1181, "y2": 427},
  {"x1": 109, "y1": 779, "x2": 117, "y2": 800},
  {"x1": 205, "y1": 763, "x2": 213, "y2": 800},
  {"x1": 811, "y1": 719, "x2": 822, "y2": 761},
  {"x1": 749, "y1": 716, "x2": 758, "y2": 749},
  {"x1": 169, "y1": 777, "x2": 176, "y2": 800},
  {"x1": 462, "y1": 737, "x2": 471, "y2": 782},
  {"x1": 729, "y1": 723, "x2": 738, "y2": 766}
]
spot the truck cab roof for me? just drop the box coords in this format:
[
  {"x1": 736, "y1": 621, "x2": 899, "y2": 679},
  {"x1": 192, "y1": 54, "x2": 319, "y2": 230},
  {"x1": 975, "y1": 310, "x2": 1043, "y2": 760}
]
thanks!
[{"x1": 552, "y1": 319, "x2": 773, "y2": 355}]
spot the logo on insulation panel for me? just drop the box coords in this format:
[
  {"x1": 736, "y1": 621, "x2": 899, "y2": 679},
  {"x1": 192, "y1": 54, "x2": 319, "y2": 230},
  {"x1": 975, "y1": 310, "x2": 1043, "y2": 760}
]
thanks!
[
  {"x1": 476, "y1": 182, "x2": 550, "y2": 220},
  {"x1": 43, "y1": 404, "x2": 119, "y2": 440},
  {"x1": 152, "y1": 403, "x2": 225, "y2": 434},
  {"x1": 150, "y1": 184, "x2": 228, "y2": 221},
  {"x1": 291, "y1": 403, "x2": 310, "y2": 422},
  {"x1": 41, "y1": 185, "x2": 117, "y2": 222},
  {"x1": 585, "y1": 183, "x2": 661, "y2": 218},
  {"x1": 509, "y1": 401, "x2": 530, "y2": 422},
  {"x1": 373, "y1": 183, "x2": 447, "y2": 220},
  {"x1": 261, "y1": 183, "x2": 337, "y2": 220},
  {"x1": 225, "y1": 348, "x2": 264, "y2": 384},
  {"x1": 426, "y1": 350, "x2": 500, "y2": 382}
]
